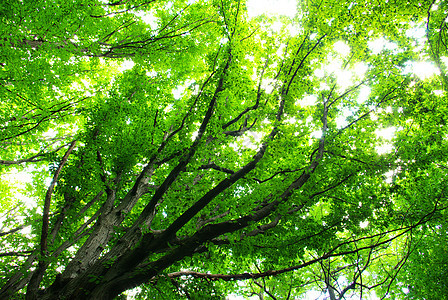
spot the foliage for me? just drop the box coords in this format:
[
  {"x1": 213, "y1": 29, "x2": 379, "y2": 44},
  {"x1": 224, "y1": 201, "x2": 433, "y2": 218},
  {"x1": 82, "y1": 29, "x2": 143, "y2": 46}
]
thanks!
[{"x1": 1, "y1": 0, "x2": 447, "y2": 299}]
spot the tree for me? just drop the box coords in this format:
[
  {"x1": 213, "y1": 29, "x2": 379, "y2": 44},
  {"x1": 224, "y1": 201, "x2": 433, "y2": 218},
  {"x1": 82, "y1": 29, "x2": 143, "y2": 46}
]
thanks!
[{"x1": 1, "y1": 0, "x2": 447, "y2": 299}]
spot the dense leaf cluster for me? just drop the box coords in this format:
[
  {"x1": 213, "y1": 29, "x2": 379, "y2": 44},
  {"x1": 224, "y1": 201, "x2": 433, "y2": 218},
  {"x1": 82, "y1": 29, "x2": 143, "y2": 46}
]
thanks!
[{"x1": 1, "y1": 0, "x2": 447, "y2": 299}]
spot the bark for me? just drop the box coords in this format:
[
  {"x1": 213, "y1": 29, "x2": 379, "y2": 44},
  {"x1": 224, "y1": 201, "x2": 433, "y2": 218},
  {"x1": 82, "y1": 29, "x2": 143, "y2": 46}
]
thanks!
[{"x1": 26, "y1": 141, "x2": 77, "y2": 299}]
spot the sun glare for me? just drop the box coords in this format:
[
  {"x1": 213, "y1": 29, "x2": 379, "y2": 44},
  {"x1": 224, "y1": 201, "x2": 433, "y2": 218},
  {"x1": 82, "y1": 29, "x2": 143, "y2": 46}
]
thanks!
[
  {"x1": 246, "y1": 0, "x2": 297, "y2": 18},
  {"x1": 408, "y1": 61, "x2": 440, "y2": 80},
  {"x1": 333, "y1": 41, "x2": 350, "y2": 57}
]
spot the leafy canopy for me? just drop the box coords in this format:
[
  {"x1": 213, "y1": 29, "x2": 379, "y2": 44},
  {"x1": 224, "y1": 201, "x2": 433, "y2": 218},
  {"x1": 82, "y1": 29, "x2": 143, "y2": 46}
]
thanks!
[{"x1": 1, "y1": 0, "x2": 447, "y2": 299}]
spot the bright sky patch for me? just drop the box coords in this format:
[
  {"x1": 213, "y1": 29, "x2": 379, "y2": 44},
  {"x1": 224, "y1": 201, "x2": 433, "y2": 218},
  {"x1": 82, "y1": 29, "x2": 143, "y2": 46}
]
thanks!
[{"x1": 246, "y1": 0, "x2": 297, "y2": 18}]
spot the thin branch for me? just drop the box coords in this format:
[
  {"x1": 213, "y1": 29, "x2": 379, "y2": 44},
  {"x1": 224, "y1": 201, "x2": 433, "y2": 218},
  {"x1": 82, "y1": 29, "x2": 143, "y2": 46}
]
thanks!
[
  {"x1": 0, "y1": 225, "x2": 27, "y2": 237},
  {"x1": 26, "y1": 141, "x2": 77, "y2": 298},
  {"x1": 0, "y1": 142, "x2": 74, "y2": 166},
  {"x1": 336, "y1": 86, "x2": 400, "y2": 136},
  {"x1": 252, "y1": 167, "x2": 306, "y2": 184},
  {"x1": 40, "y1": 141, "x2": 77, "y2": 256},
  {"x1": 163, "y1": 219, "x2": 431, "y2": 283},
  {"x1": 90, "y1": 0, "x2": 157, "y2": 18},
  {"x1": 0, "y1": 250, "x2": 33, "y2": 257},
  {"x1": 254, "y1": 280, "x2": 278, "y2": 300},
  {"x1": 198, "y1": 163, "x2": 235, "y2": 175},
  {"x1": 285, "y1": 34, "x2": 326, "y2": 95},
  {"x1": 309, "y1": 174, "x2": 353, "y2": 199}
]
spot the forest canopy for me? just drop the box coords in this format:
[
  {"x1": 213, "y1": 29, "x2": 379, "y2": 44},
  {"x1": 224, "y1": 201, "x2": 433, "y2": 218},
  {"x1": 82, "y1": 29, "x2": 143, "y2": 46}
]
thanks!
[{"x1": 1, "y1": 0, "x2": 448, "y2": 299}]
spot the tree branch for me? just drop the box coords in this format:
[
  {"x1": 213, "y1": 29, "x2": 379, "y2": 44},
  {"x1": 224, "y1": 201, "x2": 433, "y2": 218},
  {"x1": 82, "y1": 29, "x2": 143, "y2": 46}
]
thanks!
[{"x1": 26, "y1": 141, "x2": 77, "y2": 299}]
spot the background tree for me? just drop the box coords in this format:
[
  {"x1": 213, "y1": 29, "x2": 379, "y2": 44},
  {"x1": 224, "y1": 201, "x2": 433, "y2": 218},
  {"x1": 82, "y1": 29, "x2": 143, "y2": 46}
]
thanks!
[{"x1": 1, "y1": 0, "x2": 447, "y2": 299}]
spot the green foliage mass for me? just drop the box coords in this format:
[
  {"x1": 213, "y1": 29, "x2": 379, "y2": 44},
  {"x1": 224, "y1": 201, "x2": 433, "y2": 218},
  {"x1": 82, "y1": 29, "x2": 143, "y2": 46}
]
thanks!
[{"x1": 1, "y1": 0, "x2": 447, "y2": 299}]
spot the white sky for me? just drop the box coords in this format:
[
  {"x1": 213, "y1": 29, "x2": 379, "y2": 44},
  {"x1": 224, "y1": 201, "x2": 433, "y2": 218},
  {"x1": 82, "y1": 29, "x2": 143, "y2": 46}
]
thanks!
[{"x1": 246, "y1": 0, "x2": 297, "y2": 18}]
